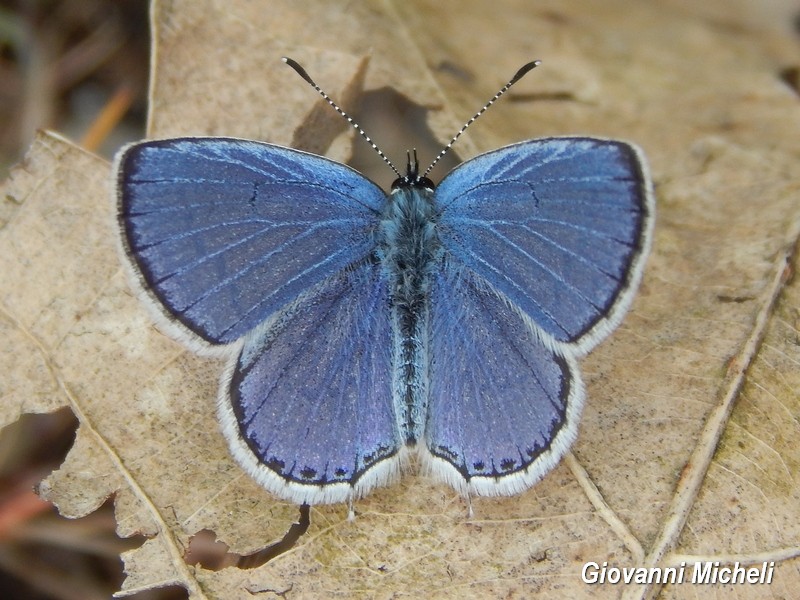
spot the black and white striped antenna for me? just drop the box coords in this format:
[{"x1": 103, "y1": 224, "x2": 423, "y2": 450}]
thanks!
[
  {"x1": 282, "y1": 57, "x2": 402, "y2": 180},
  {"x1": 422, "y1": 60, "x2": 540, "y2": 178},
  {"x1": 283, "y1": 57, "x2": 541, "y2": 183}
]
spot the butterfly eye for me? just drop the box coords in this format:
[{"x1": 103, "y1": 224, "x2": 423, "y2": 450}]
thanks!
[
  {"x1": 390, "y1": 175, "x2": 435, "y2": 191},
  {"x1": 416, "y1": 176, "x2": 435, "y2": 190},
  {"x1": 390, "y1": 177, "x2": 408, "y2": 191}
]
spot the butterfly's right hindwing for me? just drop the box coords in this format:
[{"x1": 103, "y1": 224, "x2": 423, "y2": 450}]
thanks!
[{"x1": 422, "y1": 261, "x2": 584, "y2": 496}]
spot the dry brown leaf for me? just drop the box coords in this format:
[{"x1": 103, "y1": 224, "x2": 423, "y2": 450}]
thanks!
[{"x1": 1, "y1": 1, "x2": 799, "y2": 598}]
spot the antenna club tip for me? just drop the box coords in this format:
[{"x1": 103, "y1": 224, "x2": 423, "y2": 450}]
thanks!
[
  {"x1": 282, "y1": 57, "x2": 315, "y2": 85},
  {"x1": 510, "y1": 59, "x2": 542, "y2": 84}
]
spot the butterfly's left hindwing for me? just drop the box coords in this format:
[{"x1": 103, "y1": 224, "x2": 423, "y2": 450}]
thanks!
[{"x1": 219, "y1": 259, "x2": 403, "y2": 505}]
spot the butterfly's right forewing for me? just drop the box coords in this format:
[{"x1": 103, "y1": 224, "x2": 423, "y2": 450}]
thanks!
[{"x1": 434, "y1": 137, "x2": 653, "y2": 352}]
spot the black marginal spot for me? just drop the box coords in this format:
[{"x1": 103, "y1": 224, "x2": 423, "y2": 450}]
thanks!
[
  {"x1": 266, "y1": 456, "x2": 286, "y2": 473},
  {"x1": 299, "y1": 466, "x2": 317, "y2": 480},
  {"x1": 334, "y1": 467, "x2": 348, "y2": 478},
  {"x1": 500, "y1": 458, "x2": 517, "y2": 472},
  {"x1": 473, "y1": 461, "x2": 485, "y2": 472},
  {"x1": 434, "y1": 444, "x2": 460, "y2": 465},
  {"x1": 362, "y1": 444, "x2": 395, "y2": 469}
]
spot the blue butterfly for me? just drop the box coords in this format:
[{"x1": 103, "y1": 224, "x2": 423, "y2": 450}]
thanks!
[{"x1": 114, "y1": 59, "x2": 654, "y2": 507}]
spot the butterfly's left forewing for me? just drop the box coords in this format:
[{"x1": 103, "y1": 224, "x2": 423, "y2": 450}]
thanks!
[{"x1": 116, "y1": 138, "x2": 386, "y2": 350}]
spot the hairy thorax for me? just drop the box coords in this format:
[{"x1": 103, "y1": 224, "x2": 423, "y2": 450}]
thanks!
[
  {"x1": 379, "y1": 187, "x2": 440, "y2": 308},
  {"x1": 378, "y1": 186, "x2": 441, "y2": 441}
]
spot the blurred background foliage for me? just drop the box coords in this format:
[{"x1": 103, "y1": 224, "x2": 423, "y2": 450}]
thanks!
[
  {"x1": 0, "y1": 1, "x2": 187, "y2": 598},
  {"x1": 0, "y1": 0, "x2": 149, "y2": 174}
]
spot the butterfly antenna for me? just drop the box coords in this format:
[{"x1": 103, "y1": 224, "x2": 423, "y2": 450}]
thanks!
[
  {"x1": 282, "y1": 57, "x2": 403, "y2": 179},
  {"x1": 422, "y1": 60, "x2": 541, "y2": 178}
]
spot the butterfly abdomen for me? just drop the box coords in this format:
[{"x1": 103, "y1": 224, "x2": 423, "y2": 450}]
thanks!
[{"x1": 380, "y1": 187, "x2": 440, "y2": 443}]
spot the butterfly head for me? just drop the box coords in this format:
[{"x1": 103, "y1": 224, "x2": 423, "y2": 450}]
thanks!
[{"x1": 391, "y1": 149, "x2": 435, "y2": 192}]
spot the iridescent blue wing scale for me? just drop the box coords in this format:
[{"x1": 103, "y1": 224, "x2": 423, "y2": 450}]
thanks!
[
  {"x1": 116, "y1": 138, "x2": 401, "y2": 503},
  {"x1": 219, "y1": 259, "x2": 401, "y2": 504},
  {"x1": 116, "y1": 138, "x2": 385, "y2": 348},
  {"x1": 425, "y1": 137, "x2": 653, "y2": 494},
  {"x1": 435, "y1": 137, "x2": 654, "y2": 352},
  {"x1": 422, "y1": 261, "x2": 584, "y2": 496}
]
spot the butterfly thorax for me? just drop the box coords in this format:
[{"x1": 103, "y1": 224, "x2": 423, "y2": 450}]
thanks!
[
  {"x1": 379, "y1": 186, "x2": 440, "y2": 442},
  {"x1": 380, "y1": 186, "x2": 439, "y2": 306}
]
